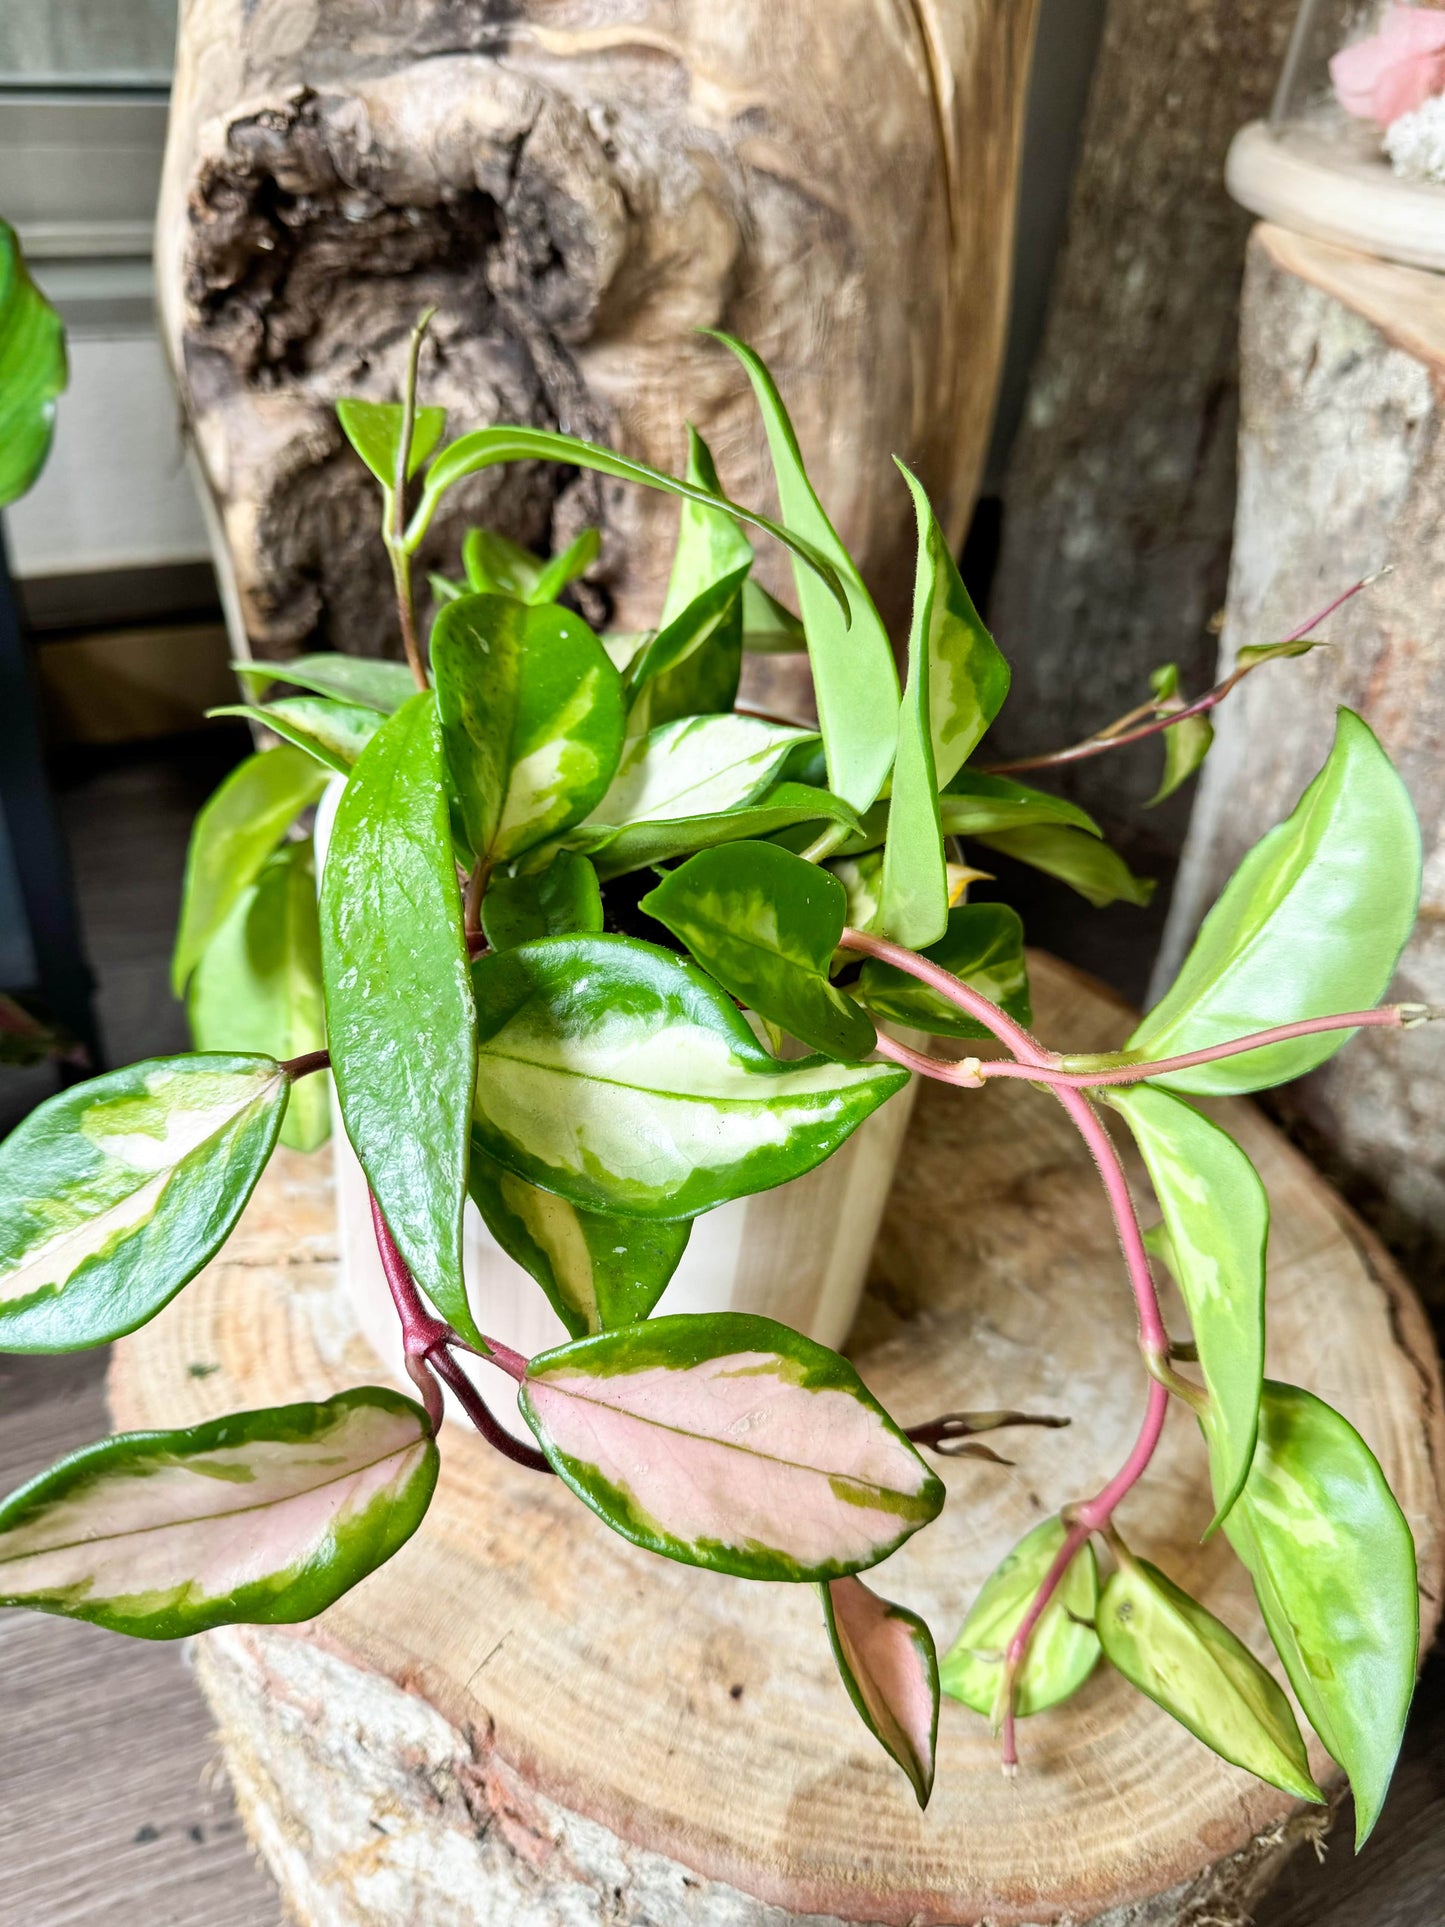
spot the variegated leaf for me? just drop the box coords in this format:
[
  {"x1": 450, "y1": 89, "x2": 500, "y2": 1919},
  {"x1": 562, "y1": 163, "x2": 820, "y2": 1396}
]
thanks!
[
  {"x1": 855, "y1": 904, "x2": 1031, "y2": 1041},
  {"x1": 209, "y1": 697, "x2": 383, "y2": 776},
  {"x1": 234, "y1": 654, "x2": 418, "y2": 715},
  {"x1": 578, "y1": 713, "x2": 818, "y2": 839},
  {"x1": 471, "y1": 935, "x2": 907, "y2": 1220},
  {"x1": 823, "y1": 1575, "x2": 940, "y2": 1806},
  {"x1": 0, "y1": 1055, "x2": 289, "y2": 1352},
  {"x1": 520, "y1": 1313, "x2": 944, "y2": 1580},
  {"x1": 480, "y1": 851, "x2": 604, "y2": 952},
  {"x1": 942, "y1": 1517, "x2": 1100, "y2": 1721},
  {"x1": 0, "y1": 1387, "x2": 438, "y2": 1636},
  {"x1": 582, "y1": 781, "x2": 860, "y2": 883}
]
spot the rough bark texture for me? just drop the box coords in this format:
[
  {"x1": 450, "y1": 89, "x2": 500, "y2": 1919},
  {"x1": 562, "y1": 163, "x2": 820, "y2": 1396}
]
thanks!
[
  {"x1": 108, "y1": 955, "x2": 1445, "y2": 1927},
  {"x1": 981, "y1": 0, "x2": 1299, "y2": 978},
  {"x1": 1160, "y1": 223, "x2": 1445, "y2": 1307},
  {"x1": 159, "y1": 0, "x2": 1039, "y2": 666}
]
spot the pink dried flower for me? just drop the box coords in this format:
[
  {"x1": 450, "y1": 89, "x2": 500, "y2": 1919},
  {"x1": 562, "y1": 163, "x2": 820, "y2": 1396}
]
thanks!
[{"x1": 1330, "y1": 4, "x2": 1445, "y2": 127}]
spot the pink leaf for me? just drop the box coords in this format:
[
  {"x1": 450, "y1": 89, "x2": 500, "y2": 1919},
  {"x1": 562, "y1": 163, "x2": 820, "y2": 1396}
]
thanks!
[{"x1": 823, "y1": 1575, "x2": 939, "y2": 1806}]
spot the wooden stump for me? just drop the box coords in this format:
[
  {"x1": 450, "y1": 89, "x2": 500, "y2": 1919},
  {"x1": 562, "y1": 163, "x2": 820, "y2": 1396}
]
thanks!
[
  {"x1": 108, "y1": 955, "x2": 1444, "y2": 1927},
  {"x1": 1159, "y1": 223, "x2": 1445, "y2": 1305}
]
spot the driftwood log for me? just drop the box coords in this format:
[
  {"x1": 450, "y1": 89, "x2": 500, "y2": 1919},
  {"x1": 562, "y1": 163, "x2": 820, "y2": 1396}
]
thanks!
[
  {"x1": 1160, "y1": 223, "x2": 1445, "y2": 1307},
  {"x1": 108, "y1": 954, "x2": 1444, "y2": 1927},
  {"x1": 158, "y1": 0, "x2": 1038, "y2": 668}
]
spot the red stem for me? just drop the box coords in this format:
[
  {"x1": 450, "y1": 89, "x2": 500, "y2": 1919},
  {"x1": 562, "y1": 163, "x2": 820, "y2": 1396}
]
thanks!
[
  {"x1": 280, "y1": 1047, "x2": 331, "y2": 1079},
  {"x1": 369, "y1": 1194, "x2": 453, "y2": 1358},
  {"x1": 428, "y1": 1345, "x2": 554, "y2": 1475}
]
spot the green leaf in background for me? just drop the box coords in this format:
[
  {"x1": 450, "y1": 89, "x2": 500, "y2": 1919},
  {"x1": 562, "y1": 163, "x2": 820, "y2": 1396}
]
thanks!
[
  {"x1": 1104, "y1": 1085, "x2": 1264, "y2": 1529},
  {"x1": 471, "y1": 934, "x2": 907, "y2": 1220},
  {"x1": 188, "y1": 843, "x2": 330, "y2": 1154},
  {"x1": 941, "y1": 1516, "x2": 1100, "y2": 1721},
  {"x1": 1097, "y1": 1553, "x2": 1323, "y2": 1803},
  {"x1": 640, "y1": 842, "x2": 876, "y2": 1060},
  {"x1": 0, "y1": 1054, "x2": 288, "y2": 1352},
  {"x1": 822, "y1": 1574, "x2": 940, "y2": 1807},
  {"x1": 855, "y1": 904, "x2": 1031, "y2": 1042},
  {"x1": 463, "y1": 525, "x2": 546, "y2": 599},
  {"x1": 0, "y1": 1387, "x2": 437, "y2": 1637},
  {"x1": 1235, "y1": 639, "x2": 1319, "y2": 671},
  {"x1": 584, "y1": 781, "x2": 861, "y2": 881},
  {"x1": 1221, "y1": 1381, "x2": 1417, "y2": 1847},
  {"x1": 741, "y1": 577, "x2": 805, "y2": 653},
  {"x1": 1144, "y1": 664, "x2": 1214, "y2": 807},
  {"x1": 480, "y1": 850, "x2": 604, "y2": 952},
  {"x1": 171, "y1": 747, "x2": 328, "y2": 996},
  {"x1": 878, "y1": 469, "x2": 949, "y2": 951},
  {"x1": 1127, "y1": 710, "x2": 1419, "y2": 1095},
  {"x1": 643, "y1": 425, "x2": 753, "y2": 723},
  {"x1": 319, "y1": 693, "x2": 479, "y2": 1344},
  {"x1": 973, "y1": 824, "x2": 1155, "y2": 910},
  {"x1": 628, "y1": 567, "x2": 751, "y2": 731},
  {"x1": 429, "y1": 572, "x2": 464, "y2": 606},
  {"x1": 711, "y1": 333, "x2": 900, "y2": 810},
  {"x1": 468, "y1": 1144, "x2": 689, "y2": 1338},
  {"x1": 941, "y1": 769, "x2": 1101, "y2": 838},
  {"x1": 0, "y1": 219, "x2": 67, "y2": 508},
  {"x1": 433, "y1": 593, "x2": 626, "y2": 867},
  {"x1": 336, "y1": 398, "x2": 447, "y2": 488},
  {"x1": 531, "y1": 526, "x2": 601, "y2": 604},
  {"x1": 234, "y1": 654, "x2": 418, "y2": 715},
  {"x1": 519, "y1": 1312, "x2": 943, "y2": 1581},
  {"x1": 209, "y1": 697, "x2": 383, "y2": 776}
]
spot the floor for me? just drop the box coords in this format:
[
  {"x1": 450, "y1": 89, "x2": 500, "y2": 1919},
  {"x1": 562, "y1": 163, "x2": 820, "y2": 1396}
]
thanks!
[{"x1": 2, "y1": 732, "x2": 1442, "y2": 1925}]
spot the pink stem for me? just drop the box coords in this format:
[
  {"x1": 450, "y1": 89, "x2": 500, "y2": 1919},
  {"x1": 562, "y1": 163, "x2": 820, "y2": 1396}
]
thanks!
[{"x1": 839, "y1": 928, "x2": 1051, "y2": 1064}]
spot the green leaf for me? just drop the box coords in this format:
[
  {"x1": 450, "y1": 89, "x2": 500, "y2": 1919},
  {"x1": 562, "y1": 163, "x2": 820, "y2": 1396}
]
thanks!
[
  {"x1": 480, "y1": 850, "x2": 604, "y2": 952},
  {"x1": 410, "y1": 423, "x2": 851, "y2": 627},
  {"x1": 1104, "y1": 1086, "x2": 1264, "y2": 1529},
  {"x1": 941, "y1": 769, "x2": 1101, "y2": 838},
  {"x1": 1130, "y1": 710, "x2": 1419, "y2": 1093},
  {"x1": 640, "y1": 842, "x2": 876, "y2": 1060},
  {"x1": 188, "y1": 844, "x2": 330, "y2": 1153},
  {"x1": 519, "y1": 1312, "x2": 943, "y2": 1581},
  {"x1": 336, "y1": 398, "x2": 446, "y2": 487},
  {"x1": 711, "y1": 334, "x2": 900, "y2": 809},
  {"x1": 209, "y1": 697, "x2": 383, "y2": 776},
  {"x1": 822, "y1": 1575, "x2": 939, "y2": 1807},
  {"x1": 471, "y1": 934, "x2": 907, "y2": 1220},
  {"x1": 531, "y1": 526, "x2": 601, "y2": 604},
  {"x1": 1235, "y1": 639, "x2": 1319, "y2": 671},
  {"x1": 973, "y1": 824, "x2": 1155, "y2": 909},
  {"x1": 1098, "y1": 1553, "x2": 1323, "y2": 1803},
  {"x1": 856, "y1": 904, "x2": 1031, "y2": 1041},
  {"x1": 463, "y1": 526, "x2": 546, "y2": 599},
  {"x1": 0, "y1": 219, "x2": 67, "y2": 508},
  {"x1": 577, "y1": 712, "x2": 818, "y2": 845},
  {"x1": 233, "y1": 654, "x2": 418, "y2": 715},
  {"x1": 0, "y1": 1387, "x2": 438, "y2": 1637},
  {"x1": 432, "y1": 593, "x2": 626, "y2": 866},
  {"x1": 1144, "y1": 664, "x2": 1214, "y2": 807},
  {"x1": 319, "y1": 693, "x2": 479, "y2": 1344},
  {"x1": 429, "y1": 572, "x2": 465, "y2": 605},
  {"x1": 584, "y1": 781, "x2": 861, "y2": 882},
  {"x1": 172, "y1": 747, "x2": 329, "y2": 996},
  {"x1": 1221, "y1": 1381, "x2": 1417, "y2": 1847},
  {"x1": 878, "y1": 469, "x2": 949, "y2": 950},
  {"x1": 941, "y1": 1517, "x2": 1100, "y2": 1720},
  {"x1": 741, "y1": 577, "x2": 805, "y2": 653},
  {"x1": 468, "y1": 1144, "x2": 689, "y2": 1338},
  {"x1": 829, "y1": 850, "x2": 886, "y2": 935},
  {"x1": 0, "y1": 1054, "x2": 289, "y2": 1352},
  {"x1": 628, "y1": 567, "x2": 750, "y2": 730}
]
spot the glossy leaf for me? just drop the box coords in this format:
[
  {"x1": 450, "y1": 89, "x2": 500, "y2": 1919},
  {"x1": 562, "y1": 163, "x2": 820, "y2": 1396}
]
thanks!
[
  {"x1": 1222, "y1": 1381, "x2": 1417, "y2": 1847},
  {"x1": 641, "y1": 842, "x2": 876, "y2": 1061},
  {"x1": 822, "y1": 1574, "x2": 939, "y2": 1806},
  {"x1": 856, "y1": 904, "x2": 1032, "y2": 1042},
  {"x1": 0, "y1": 1054, "x2": 288, "y2": 1353},
  {"x1": 741, "y1": 578, "x2": 805, "y2": 653},
  {"x1": 471, "y1": 934, "x2": 907, "y2": 1220},
  {"x1": 628, "y1": 567, "x2": 750, "y2": 731},
  {"x1": 319, "y1": 693, "x2": 479, "y2": 1344},
  {"x1": 519, "y1": 1312, "x2": 943, "y2": 1580},
  {"x1": 974, "y1": 825, "x2": 1155, "y2": 909},
  {"x1": 188, "y1": 844, "x2": 330, "y2": 1153},
  {"x1": 580, "y1": 713, "x2": 817, "y2": 840},
  {"x1": 1128, "y1": 711, "x2": 1419, "y2": 1095},
  {"x1": 233, "y1": 654, "x2": 418, "y2": 715},
  {"x1": 1105, "y1": 1085, "x2": 1265, "y2": 1529},
  {"x1": 171, "y1": 748, "x2": 328, "y2": 997},
  {"x1": 0, "y1": 219, "x2": 67, "y2": 508},
  {"x1": 0, "y1": 1387, "x2": 437, "y2": 1637},
  {"x1": 432, "y1": 593, "x2": 626, "y2": 866},
  {"x1": 1146, "y1": 664, "x2": 1214, "y2": 807},
  {"x1": 209, "y1": 697, "x2": 383, "y2": 776},
  {"x1": 644, "y1": 426, "x2": 752, "y2": 721},
  {"x1": 1098, "y1": 1554, "x2": 1322, "y2": 1803},
  {"x1": 878, "y1": 469, "x2": 949, "y2": 950},
  {"x1": 941, "y1": 769, "x2": 1101, "y2": 838},
  {"x1": 480, "y1": 850, "x2": 604, "y2": 952},
  {"x1": 336, "y1": 398, "x2": 446, "y2": 487},
  {"x1": 712, "y1": 333, "x2": 899, "y2": 809},
  {"x1": 468, "y1": 1144, "x2": 689, "y2": 1338},
  {"x1": 584, "y1": 782, "x2": 861, "y2": 882},
  {"x1": 941, "y1": 1518, "x2": 1100, "y2": 1720}
]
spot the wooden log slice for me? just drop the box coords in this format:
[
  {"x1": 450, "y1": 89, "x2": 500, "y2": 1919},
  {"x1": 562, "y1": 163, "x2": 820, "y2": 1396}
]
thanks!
[{"x1": 107, "y1": 954, "x2": 1445, "y2": 1927}]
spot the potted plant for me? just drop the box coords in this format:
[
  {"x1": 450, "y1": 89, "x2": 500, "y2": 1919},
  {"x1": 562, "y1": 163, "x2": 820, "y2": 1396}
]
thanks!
[{"x1": 0, "y1": 298, "x2": 1428, "y2": 1849}]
